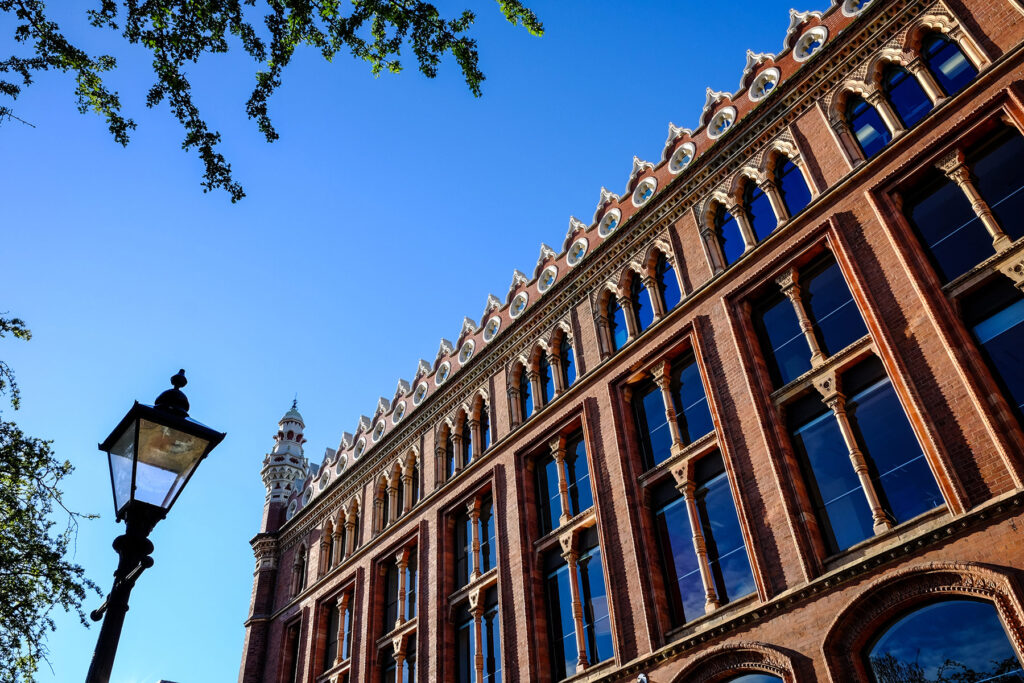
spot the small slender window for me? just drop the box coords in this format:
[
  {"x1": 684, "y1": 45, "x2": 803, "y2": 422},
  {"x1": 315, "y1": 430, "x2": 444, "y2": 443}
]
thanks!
[
  {"x1": 342, "y1": 599, "x2": 353, "y2": 661},
  {"x1": 540, "y1": 354, "x2": 555, "y2": 406},
  {"x1": 565, "y1": 432, "x2": 593, "y2": 517},
  {"x1": 963, "y1": 279, "x2": 1024, "y2": 424},
  {"x1": 715, "y1": 203, "x2": 746, "y2": 266},
  {"x1": 384, "y1": 564, "x2": 400, "y2": 630},
  {"x1": 560, "y1": 340, "x2": 576, "y2": 388},
  {"x1": 655, "y1": 254, "x2": 681, "y2": 311},
  {"x1": 519, "y1": 366, "x2": 533, "y2": 420},
  {"x1": 882, "y1": 65, "x2": 932, "y2": 129},
  {"x1": 867, "y1": 600, "x2": 1023, "y2": 680},
  {"x1": 922, "y1": 33, "x2": 976, "y2": 96},
  {"x1": 578, "y1": 528, "x2": 613, "y2": 668},
  {"x1": 847, "y1": 95, "x2": 891, "y2": 159},
  {"x1": 482, "y1": 588, "x2": 501, "y2": 682},
  {"x1": 632, "y1": 275, "x2": 653, "y2": 332},
  {"x1": 445, "y1": 431, "x2": 456, "y2": 481},
  {"x1": 455, "y1": 603, "x2": 475, "y2": 683},
  {"x1": 744, "y1": 180, "x2": 777, "y2": 242},
  {"x1": 608, "y1": 295, "x2": 628, "y2": 352},
  {"x1": 634, "y1": 381, "x2": 673, "y2": 469},
  {"x1": 776, "y1": 158, "x2": 812, "y2": 217},
  {"x1": 479, "y1": 496, "x2": 496, "y2": 574},
  {"x1": 479, "y1": 406, "x2": 491, "y2": 452},
  {"x1": 324, "y1": 603, "x2": 341, "y2": 671},
  {"x1": 461, "y1": 419, "x2": 472, "y2": 467},
  {"x1": 674, "y1": 352, "x2": 714, "y2": 443},
  {"x1": 455, "y1": 510, "x2": 472, "y2": 587}
]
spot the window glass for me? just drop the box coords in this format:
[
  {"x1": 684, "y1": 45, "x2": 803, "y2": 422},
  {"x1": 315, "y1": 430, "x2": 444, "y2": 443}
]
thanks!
[
  {"x1": 455, "y1": 511, "x2": 471, "y2": 587},
  {"x1": 561, "y1": 342, "x2": 576, "y2": 388},
  {"x1": 633, "y1": 275, "x2": 654, "y2": 332},
  {"x1": 382, "y1": 653, "x2": 397, "y2": 683},
  {"x1": 882, "y1": 65, "x2": 932, "y2": 128},
  {"x1": 635, "y1": 382, "x2": 673, "y2": 470},
  {"x1": 324, "y1": 603, "x2": 340, "y2": 671},
  {"x1": 446, "y1": 433, "x2": 456, "y2": 481},
  {"x1": 483, "y1": 588, "x2": 501, "y2": 683},
  {"x1": 675, "y1": 354, "x2": 714, "y2": 444},
  {"x1": 923, "y1": 34, "x2": 976, "y2": 95},
  {"x1": 538, "y1": 453, "x2": 562, "y2": 535},
  {"x1": 802, "y1": 258, "x2": 868, "y2": 356},
  {"x1": 790, "y1": 395, "x2": 875, "y2": 553},
  {"x1": 406, "y1": 554, "x2": 417, "y2": 619},
  {"x1": 657, "y1": 255, "x2": 682, "y2": 311},
  {"x1": 545, "y1": 558, "x2": 578, "y2": 681},
  {"x1": 540, "y1": 355, "x2": 555, "y2": 406},
  {"x1": 403, "y1": 640, "x2": 416, "y2": 683},
  {"x1": 755, "y1": 292, "x2": 811, "y2": 386},
  {"x1": 745, "y1": 181, "x2": 778, "y2": 242},
  {"x1": 847, "y1": 95, "x2": 891, "y2": 159},
  {"x1": 970, "y1": 125, "x2": 1024, "y2": 243},
  {"x1": 480, "y1": 496, "x2": 497, "y2": 574},
  {"x1": 867, "y1": 600, "x2": 1024, "y2": 681},
  {"x1": 904, "y1": 170, "x2": 987, "y2": 282},
  {"x1": 480, "y1": 409, "x2": 491, "y2": 452},
  {"x1": 455, "y1": 604, "x2": 475, "y2": 683},
  {"x1": 342, "y1": 601, "x2": 353, "y2": 660},
  {"x1": 520, "y1": 367, "x2": 533, "y2": 420},
  {"x1": 697, "y1": 468, "x2": 756, "y2": 604},
  {"x1": 578, "y1": 538, "x2": 613, "y2": 666},
  {"x1": 965, "y1": 280, "x2": 1024, "y2": 422},
  {"x1": 726, "y1": 676, "x2": 783, "y2": 683},
  {"x1": 654, "y1": 491, "x2": 705, "y2": 626},
  {"x1": 609, "y1": 296, "x2": 628, "y2": 351},
  {"x1": 384, "y1": 564, "x2": 399, "y2": 630},
  {"x1": 716, "y1": 203, "x2": 746, "y2": 265},
  {"x1": 565, "y1": 434, "x2": 593, "y2": 517},
  {"x1": 776, "y1": 159, "x2": 811, "y2": 218}
]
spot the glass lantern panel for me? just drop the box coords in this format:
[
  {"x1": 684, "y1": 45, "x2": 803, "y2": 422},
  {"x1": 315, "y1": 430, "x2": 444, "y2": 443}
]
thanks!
[
  {"x1": 134, "y1": 418, "x2": 209, "y2": 510},
  {"x1": 107, "y1": 422, "x2": 138, "y2": 514}
]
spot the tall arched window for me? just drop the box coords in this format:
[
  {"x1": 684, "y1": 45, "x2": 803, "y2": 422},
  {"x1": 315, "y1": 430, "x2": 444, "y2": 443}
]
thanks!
[
  {"x1": 725, "y1": 676, "x2": 783, "y2": 683},
  {"x1": 776, "y1": 158, "x2": 812, "y2": 217},
  {"x1": 410, "y1": 460, "x2": 420, "y2": 504},
  {"x1": 882, "y1": 64, "x2": 932, "y2": 128},
  {"x1": 714, "y1": 202, "x2": 746, "y2": 266},
  {"x1": 632, "y1": 274, "x2": 653, "y2": 332},
  {"x1": 519, "y1": 365, "x2": 533, "y2": 419},
  {"x1": 846, "y1": 94, "x2": 891, "y2": 159},
  {"x1": 395, "y1": 469, "x2": 406, "y2": 515},
  {"x1": 460, "y1": 418, "x2": 472, "y2": 467},
  {"x1": 655, "y1": 254, "x2": 681, "y2": 311},
  {"x1": 922, "y1": 33, "x2": 977, "y2": 96},
  {"x1": 539, "y1": 353, "x2": 554, "y2": 406},
  {"x1": 743, "y1": 179, "x2": 777, "y2": 242},
  {"x1": 479, "y1": 404, "x2": 491, "y2": 451},
  {"x1": 292, "y1": 545, "x2": 307, "y2": 597},
  {"x1": 607, "y1": 294, "x2": 628, "y2": 353},
  {"x1": 445, "y1": 429, "x2": 456, "y2": 480},
  {"x1": 559, "y1": 339, "x2": 576, "y2": 388},
  {"x1": 866, "y1": 599, "x2": 1023, "y2": 680}
]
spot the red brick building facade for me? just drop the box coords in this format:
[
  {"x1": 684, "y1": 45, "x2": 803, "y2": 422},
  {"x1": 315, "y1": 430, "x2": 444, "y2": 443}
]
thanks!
[{"x1": 238, "y1": 0, "x2": 1024, "y2": 680}]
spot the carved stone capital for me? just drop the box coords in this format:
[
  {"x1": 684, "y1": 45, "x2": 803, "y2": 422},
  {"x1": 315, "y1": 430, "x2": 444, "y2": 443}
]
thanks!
[
  {"x1": 995, "y1": 251, "x2": 1024, "y2": 291},
  {"x1": 935, "y1": 148, "x2": 968, "y2": 179}
]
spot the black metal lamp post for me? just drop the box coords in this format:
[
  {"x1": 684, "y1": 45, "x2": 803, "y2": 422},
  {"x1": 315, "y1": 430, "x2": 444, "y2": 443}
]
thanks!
[{"x1": 85, "y1": 370, "x2": 225, "y2": 683}]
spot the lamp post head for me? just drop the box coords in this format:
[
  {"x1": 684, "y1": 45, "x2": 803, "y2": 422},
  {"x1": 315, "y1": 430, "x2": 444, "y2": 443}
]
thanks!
[{"x1": 154, "y1": 369, "x2": 190, "y2": 417}]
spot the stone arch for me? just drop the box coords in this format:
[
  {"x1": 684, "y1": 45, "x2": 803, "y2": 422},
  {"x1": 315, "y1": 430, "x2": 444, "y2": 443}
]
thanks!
[
  {"x1": 759, "y1": 140, "x2": 801, "y2": 178},
  {"x1": 822, "y1": 561, "x2": 1024, "y2": 681},
  {"x1": 827, "y1": 80, "x2": 874, "y2": 126},
  {"x1": 729, "y1": 166, "x2": 763, "y2": 198},
  {"x1": 903, "y1": 12, "x2": 990, "y2": 70},
  {"x1": 700, "y1": 192, "x2": 732, "y2": 230},
  {"x1": 641, "y1": 239, "x2": 675, "y2": 277},
  {"x1": 616, "y1": 263, "x2": 644, "y2": 296},
  {"x1": 470, "y1": 390, "x2": 489, "y2": 421},
  {"x1": 865, "y1": 47, "x2": 910, "y2": 88},
  {"x1": 671, "y1": 641, "x2": 798, "y2": 683}
]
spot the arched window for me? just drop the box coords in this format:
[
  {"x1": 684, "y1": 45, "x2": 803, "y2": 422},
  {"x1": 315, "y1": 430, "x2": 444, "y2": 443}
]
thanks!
[
  {"x1": 866, "y1": 599, "x2": 1023, "y2": 680},
  {"x1": 559, "y1": 338, "x2": 576, "y2": 388},
  {"x1": 922, "y1": 33, "x2": 977, "y2": 96},
  {"x1": 846, "y1": 94, "x2": 891, "y2": 159},
  {"x1": 337, "y1": 521, "x2": 348, "y2": 562},
  {"x1": 882, "y1": 64, "x2": 932, "y2": 129},
  {"x1": 379, "y1": 482, "x2": 391, "y2": 528},
  {"x1": 539, "y1": 353, "x2": 554, "y2": 406},
  {"x1": 479, "y1": 404, "x2": 491, "y2": 451},
  {"x1": 743, "y1": 179, "x2": 777, "y2": 242},
  {"x1": 775, "y1": 157, "x2": 812, "y2": 218},
  {"x1": 632, "y1": 274, "x2": 653, "y2": 332},
  {"x1": 461, "y1": 418, "x2": 472, "y2": 467},
  {"x1": 519, "y1": 365, "x2": 533, "y2": 419},
  {"x1": 410, "y1": 459, "x2": 420, "y2": 504},
  {"x1": 725, "y1": 676, "x2": 783, "y2": 683},
  {"x1": 445, "y1": 429, "x2": 456, "y2": 480},
  {"x1": 323, "y1": 522, "x2": 335, "y2": 573},
  {"x1": 395, "y1": 471, "x2": 406, "y2": 516},
  {"x1": 655, "y1": 254, "x2": 681, "y2": 311},
  {"x1": 607, "y1": 294, "x2": 628, "y2": 352},
  {"x1": 292, "y1": 545, "x2": 307, "y2": 596},
  {"x1": 714, "y1": 202, "x2": 746, "y2": 266}
]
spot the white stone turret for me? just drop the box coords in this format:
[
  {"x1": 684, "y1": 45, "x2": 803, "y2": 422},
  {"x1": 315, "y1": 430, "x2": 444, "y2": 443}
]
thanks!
[{"x1": 259, "y1": 401, "x2": 311, "y2": 532}]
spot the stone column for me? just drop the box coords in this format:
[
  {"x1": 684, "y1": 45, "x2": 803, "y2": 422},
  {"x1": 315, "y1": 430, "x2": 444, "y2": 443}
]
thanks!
[
  {"x1": 373, "y1": 493, "x2": 385, "y2": 534},
  {"x1": 617, "y1": 293, "x2": 639, "y2": 341},
  {"x1": 866, "y1": 90, "x2": 905, "y2": 137},
  {"x1": 391, "y1": 636, "x2": 406, "y2": 681},
  {"x1": 468, "y1": 419, "x2": 481, "y2": 464},
  {"x1": 468, "y1": 497, "x2": 482, "y2": 582},
  {"x1": 401, "y1": 462, "x2": 415, "y2": 514},
  {"x1": 937, "y1": 149, "x2": 1011, "y2": 251},
  {"x1": 387, "y1": 479, "x2": 400, "y2": 524},
  {"x1": 792, "y1": 155, "x2": 818, "y2": 198},
  {"x1": 777, "y1": 268, "x2": 826, "y2": 367},
  {"x1": 560, "y1": 541, "x2": 589, "y2": 673},
  {"x1": 551, "y1": 436, "x2": 572, "y2": 525},
  {"x1": 332, "y1": 526, "x2": 344, "y2": 566},
  {"x1": 527, "y1": 370, "x2": 542, "y2": 413},
  {"x1": 652, "y1": 361, "x2": 684, "y2": 449},
  {"x1": 949, "y1": 26, "x2": 986, "y2": 71},
  {"x1": 596, "y1": 313, "x2": 613, "y2": 358},
  {"x1": 508, "y1": 387, "x2": 522, "y2": 428},
  {"x1": 549, "y1": 349, "x2": 566, "y2": 397},
  {"x1": 676, "y1": 478, "x2": 720, "y2": 613},
  {"x1": 395, "y1": 548, "x2": 410, "y2": 629},
  {"x1": 344, "y1": 514, "x2": 357, "y2": 557},
  {"x1": 451, "y1": 429, "x2": 465, "y2": 474},
  {"x1": 469, "y1": 588, "x2": 486, "y2": 683},
  {"x1": 728, "y1": 203, "x2": 758, "y2": 250},
  {"x1": 831, "y1": 117, "x2": 865, "y2": 167},
  {"x1": 644, "y1": 274, "x2": 667, "y2": 321},
  {"x1": 759, "y1": 178, "x2": 790, "y2": 227},
  {"x1": 335, "y1": 592, "x2": 351, "y2": 665},
  {"x1": 700, "y1": 225, "x2": 727, "y2": 274},
  {"x1": 906, "y1": 58, "x2": 946, "y2": 105}
]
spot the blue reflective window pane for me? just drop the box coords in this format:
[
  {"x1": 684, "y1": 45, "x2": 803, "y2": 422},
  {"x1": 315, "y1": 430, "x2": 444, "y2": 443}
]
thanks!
[
  {"x1": 636, "y1": 384, "x2": 673, "y2": 469},
  {"x1": 973, "y1": 297, "x2": 1024, "y2": 419},
  {"x1": 538, "y1": 455, "x2": 562, "y2": 534},
  {"x1": 520, "y1": 369, "x2": 533, "y2": 419},
  {"x1": 480, "y1": 410, "x2": 490, "y2": 451},
  {"x1": 455, "y1": 606, "x2": 476, "y2": 683},
  {"x1": 923, "y1": 34, "x2": 977, "y2": 95},
  {"x1": 546, "y1": 562, "x2": 578, "y2": 681},
  {"x1": 634, "y1": 277, "x2": 654, "y2": 332},
  {"x1": 579, "y1": 547, "x2": 613, "y2": 665},
  {"x1": 610, "y1": 298, "x2": 628, "y2": 351},
  {"x1": 756, "y1": 295, "x2": 812, "y2": 386},
  {"x1": 868, "y1": 600, "x2": 1024, "y2": 680},
  {"x1": 698, "y1": 472, "x2": 756, "y2": 604},
  {"x1": 803, "y1": 260, "x2": 868, "y2": 356},
  {"x1": 777, "y1": 160, "x2": 812, "y2": 218},
  {"x1": 655, "y1": 496, "x2": 705, "y2": 625},
  {"x1": 847, "y1": 377, "x2": 942, "y2": 525},
  {"x1": 567, "y1": 436, "x2": 593, "y2": 516},
  {"x1": 324, "y1": 604, "x2": 340, "y2": 671},
  {"x1": 446, "y1": 436, "x2": 456, "y2": 480},
  {"x1": 746, "y1": 183, "x2": 778, "y2": 242},
  {"x1": 971, "y1": 127, "x2": 1024, "y2": 243},
  {"x1": 561, "y1": 343, "x2": 576, "y2": 388},
  {"x1": 657, "y1": 256, "x2": 682, "y2": 310},
  {"x1": 384, "y1": 564, "x2": 399, "y2": 628},
  {"x1": 726, "y1": 676, "x2": 783, "y2": 683},
  {"x1": 462, "y1": 420, "x2": 473, "y2": 466},
  {"x1": 883, "y1": 66, "x2": 932, "y2": 128},
  {"x1": 540, "y1": 356, "x2": 554, "y2": 406},
  {"x1": 676, "y1": 357, "x2": 714, "y2": 444},
  {"x1": 479, "y1": 497, "x2": 497, "y2": 573},
  {"x1": 905, "y1": 173, "x2": 987, "y2": 283},
  {"x1": 848, "y1": 96, "x2": 891, "y2": 158},
  {"x1": 455, "y1": 512, "x2": 471, "y2": 586},
  {"x1": 718, "y1": 206, "x2": 746, "y2": 265},
  {"x1": 406, "y1": 557, "x2": 417, "y2": 619},
  {"x1": 342, "y1": 604, "x2": 353, "y2": 660},
  {"x1": 792, "y1": 408, "x2": 874, "y2": 553},
  {"x1": 483, "y1": 589, "x2": 501, "y2": 683},
  {"x1": 403, "y1": 642, "x2": 416, "y2": 683}
]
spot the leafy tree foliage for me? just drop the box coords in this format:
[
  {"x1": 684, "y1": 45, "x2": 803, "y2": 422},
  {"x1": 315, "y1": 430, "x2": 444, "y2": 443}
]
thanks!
[
  {"x1": 0, "y1": 316, "x2": 98, "y2": 682},
  {"x1": 0, "y1": 0, "x2": 543, "y2": 202}
]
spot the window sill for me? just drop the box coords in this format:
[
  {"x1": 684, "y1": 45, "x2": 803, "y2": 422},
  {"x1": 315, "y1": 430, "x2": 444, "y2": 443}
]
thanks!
[
  {"x1": 560, "y1": 656, "x2": 617, "y2": 682},
  {"x1": 663, "y1": 591, "x2": 759, "y2": 644},
  {"x1": 534, "y1": 508, "x2": 597, "y2": 553},
  {"x1": 768, "y1": 334, "x2": 875, "y2": 405},
  {"x1": 316, "y1": 659, "x2": 351, "y2": 682},
  {"x1": 941, "y1": 235, "x2": 1024, "y2": 299},
  {"x1": 375, "y1": 615, "x2": 418, "y2": 650},
  {"x1": 447, "y1": 566, "x2": 499, "y2": 606},
  {"x1": 822, "y1": 505, "x2": 950, "y2": 572}
]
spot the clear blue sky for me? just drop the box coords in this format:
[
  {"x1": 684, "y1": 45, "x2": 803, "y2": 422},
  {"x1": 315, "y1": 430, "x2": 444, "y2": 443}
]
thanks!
[{"x1": 4, "y1": 1, "x2": 816, "y2": 680}]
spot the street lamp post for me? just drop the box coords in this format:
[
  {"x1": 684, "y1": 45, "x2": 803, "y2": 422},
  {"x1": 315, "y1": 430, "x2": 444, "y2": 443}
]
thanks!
[{"x1": 85, "y1": 370, "x2": 225, "y2": 683}]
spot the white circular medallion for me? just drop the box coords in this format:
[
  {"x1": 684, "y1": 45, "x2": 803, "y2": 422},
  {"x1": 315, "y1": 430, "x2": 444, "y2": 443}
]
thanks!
[
  {"x1": 598, "y1": 209, "x2": 621, "y2": 237},
  {"x1": 510, "y1": 292, "x2": 529, "y2": 319},
  {"x1": 538, "y1": 265, "x2": 558, "y2": 293},
  {"x1": 708, "y1": 107, "x2": 737, "y2": 139},
  {"x1": 392, "y1": 401, "x2": 406, "y2": 424},
  {"x1": 632, "y1": 177, "x2": 658, "y2": 207},
  {"x1": 749, "y1": 68, "x2": 780, "y2": 101},
  {"x1": 413, "y1": 382, "x2": 428, "y2": 405},
  {"x1": 436, "y1": 361, "x2": 452, "y2": 384},
  {"x1": 669, "y1": 143, "x2": 696, "y2": 174},
  {"x1": 794, "y1": 26, "x2": 828, "y2": 62},
  {"x1": 459, "y1": 340, "x2": 475, "y2": 365},
  {"x1": 483, "y1": 316, "x2": 501, "y2": 342},
  {"x1": 567, "y1": 238, "x2": 589, "y2": 267}
]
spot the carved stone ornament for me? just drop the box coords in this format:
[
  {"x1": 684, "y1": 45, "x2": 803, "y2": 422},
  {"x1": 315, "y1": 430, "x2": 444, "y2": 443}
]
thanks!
[
  {"x1": 460, "y1": 316, "x2": 478, "y2": 340},
  {"x1": 482, "y1": 293, "x2": 501, "y2": 318},
  {"x1": 558, "y1": 530, "x2": 576, "y2": 557},
  {"x1": 533, "y1": 243, "x2": 558, "y2": 278},
  {"x1": 593, "y1": 187, "x2": 621, "y2": 223},
  {"x1": 415, "y1": 358, "x2": 431, "y2": 379},
  {"x1": 698, "y1": 88, "x2": 730, "y2": 127},
  {"x1": 339, "y1": 431, "x2": 354, "y2": 449},
  {"x1": 357, "y1": 415, "x2": 372, "y2": 434},
  {"x1": 670, "y1": 641, "x2": 795, "y2": 683},
  {"x1": 782, "y1": 9, "x2": 824, "y2": 51},
  {"x1": 436, "y1": 338, "x2": 454, "y2": 363},
  {"x1": 741, "y1": 49, "x2": 777, "y2": 89},
  {"x1": 394, "y1": 378, "x2": 410, "y2": 398},
  {"x1": 662, "y1": 122, "x2": 693, "y2": 160},
  {"x1": 375, "y1": 396, "x2": 391, "y2": 417},
  {"x1": 626, "y1": 155, "x2": 656, "y2": 194},
  {"x1": 507, "y1": 269, "x2": 529, "y2": 303},
  {"x1": 995, "y1": 251, "x2": 1024, "y2": 290}
]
